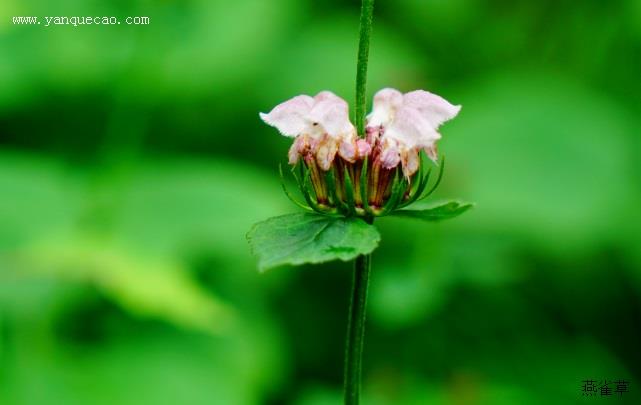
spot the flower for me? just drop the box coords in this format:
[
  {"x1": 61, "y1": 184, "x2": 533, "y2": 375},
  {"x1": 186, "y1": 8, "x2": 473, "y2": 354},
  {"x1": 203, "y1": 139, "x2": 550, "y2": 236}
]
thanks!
[
  {"x1": 259, "y1": 91, "x2": 368, "y2": 171},
  {"x1": 259, "y1": 88, "x2": 460, "y2": 215},
  {"x1": 366, "y1": 88, "x2": 461, "y2": 177}
]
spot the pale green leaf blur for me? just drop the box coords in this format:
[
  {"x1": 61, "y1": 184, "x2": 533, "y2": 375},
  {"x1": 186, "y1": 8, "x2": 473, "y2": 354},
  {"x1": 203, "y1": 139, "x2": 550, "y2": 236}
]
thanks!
[{"x1": 1, "y1": 0, "x2": 640, "y2": 404}]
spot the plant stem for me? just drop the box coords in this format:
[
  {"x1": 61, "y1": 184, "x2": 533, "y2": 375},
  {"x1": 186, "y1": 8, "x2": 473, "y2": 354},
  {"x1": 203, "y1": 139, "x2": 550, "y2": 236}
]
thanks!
[
  {"x1": 344, "y1": 2, "x2": 375, "y2": 402},
  {"x1": 355, "y1": 0, "x2": 375, "y2": 136},
  {"x1": 344, "y1": 219, "x2": 373, "y2": 405}
]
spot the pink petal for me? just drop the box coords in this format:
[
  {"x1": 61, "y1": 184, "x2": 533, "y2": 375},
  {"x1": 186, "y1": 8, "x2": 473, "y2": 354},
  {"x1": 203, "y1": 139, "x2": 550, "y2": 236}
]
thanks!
[
  {"x1": 259, "y1": 95, "x2": 314, "y2": 137},
  {"x1": 402, "y1": 90, "x2": 461, "y2": 129},
  {"x1": 308, "y1": 91, "x2": 354, "y2": 139},
  {"x1": 356, "y1": 139, "x2": 372, "y2": 157},
  {"x1": 339, "y1": 140, "x2": 357, "y2": 163},
  {"x1": 315, "y1": 136, "x2": 339, "y2": 171},
  {"x1": 385, "y1": 106, "x2": 441, "y2": 149},
  {"x1": 288, "y1": 135, "x2": 308, "y2": 165},
  {"x1": 367, "y1": 88, "x2": 403, "y2": 128},
  {"x1": 401, "y1": 148, "x2": 420, "y2": 178},
  {"x1": 379, "y1": 139, "x2": 401, "y2": 169},
  {"x1": 366, "y1": 126, "x2": 380, "y2": 146},
  {"x1": 288, "y1": 142, "x2": 300, "y2": 165}
]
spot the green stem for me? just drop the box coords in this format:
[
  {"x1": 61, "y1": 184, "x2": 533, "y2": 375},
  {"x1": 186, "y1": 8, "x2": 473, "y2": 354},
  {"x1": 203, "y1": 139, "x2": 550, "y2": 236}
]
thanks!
[
  {"x1": 344, "y1": 218, "x2": 373, "y2": 405},
  {"x1": 355, "y1": 0, "x2": 375, "y2": 136},
  {"x1": 344, "y1": 2, "x2": 376, "y2": 403}
]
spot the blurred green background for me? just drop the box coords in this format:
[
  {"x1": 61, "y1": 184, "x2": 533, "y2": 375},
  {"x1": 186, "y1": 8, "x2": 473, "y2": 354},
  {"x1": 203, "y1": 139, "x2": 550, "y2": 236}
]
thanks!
[{"x1": 1, "y1": 0, "x2": 640, "y2": 404}]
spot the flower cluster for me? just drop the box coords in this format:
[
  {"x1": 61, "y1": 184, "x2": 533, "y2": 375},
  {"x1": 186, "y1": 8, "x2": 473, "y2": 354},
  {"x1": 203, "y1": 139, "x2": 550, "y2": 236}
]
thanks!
[{"x1": 260, "y1": 88, "x2": 460, "y2": 217}]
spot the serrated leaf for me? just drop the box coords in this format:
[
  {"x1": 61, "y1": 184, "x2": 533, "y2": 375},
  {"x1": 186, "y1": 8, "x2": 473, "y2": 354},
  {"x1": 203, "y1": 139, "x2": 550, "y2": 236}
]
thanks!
[
  {"x1": 247, "y1": 213, "x2": 380, "y2": 272},
  {"x1": 392, "y1": 201, "x2": 474, "y2": 222}
]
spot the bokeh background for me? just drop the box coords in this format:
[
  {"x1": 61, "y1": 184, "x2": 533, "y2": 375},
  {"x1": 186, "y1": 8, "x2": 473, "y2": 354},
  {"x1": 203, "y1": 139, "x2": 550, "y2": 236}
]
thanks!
[{"x1": 1, "y1": 0, "x2": 640, "y2": 404}]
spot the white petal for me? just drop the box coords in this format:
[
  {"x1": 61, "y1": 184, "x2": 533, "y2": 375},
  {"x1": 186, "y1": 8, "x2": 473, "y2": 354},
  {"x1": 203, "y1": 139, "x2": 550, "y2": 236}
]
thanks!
[
  {"x1": 367, "y1": 88, "x2": 403, "y2": 128},
  {"x1": 401, "y1": 148, "x2": 420, "y2": 178},
  {"x1": 288, "y1": 135, "x2": 308, "y2": 165},
  {"x1": 308, "y1": 91, "x2": 354, "y2": 139},
  {"x1": 384, "y1": 106, "x2": 441, "y2": 149},
  {"x1": 288, "y1": 142, "x2": 301, "y2": 165},
  {"x1": 259, "y1": 95, "x2": 314, "y2": 137},
  {"x1": 315, "y1": 136, "x2": 339, "y2": 171},
  {"x1": 424, "y1": 145, "x2": 438, "y2": 163},
  {"x1": 402, "y1": 90, "x2": 461, "y2": 129}
]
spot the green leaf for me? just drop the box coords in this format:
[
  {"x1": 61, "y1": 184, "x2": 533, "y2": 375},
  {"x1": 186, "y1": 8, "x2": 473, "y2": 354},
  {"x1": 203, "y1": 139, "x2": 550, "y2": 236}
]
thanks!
[
  {"x1": 392, "y1": 201, "x2": 474, "y2": 222},
  {"x1": 247, "y1": 213, "x2": 380, "y2": 272}
]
